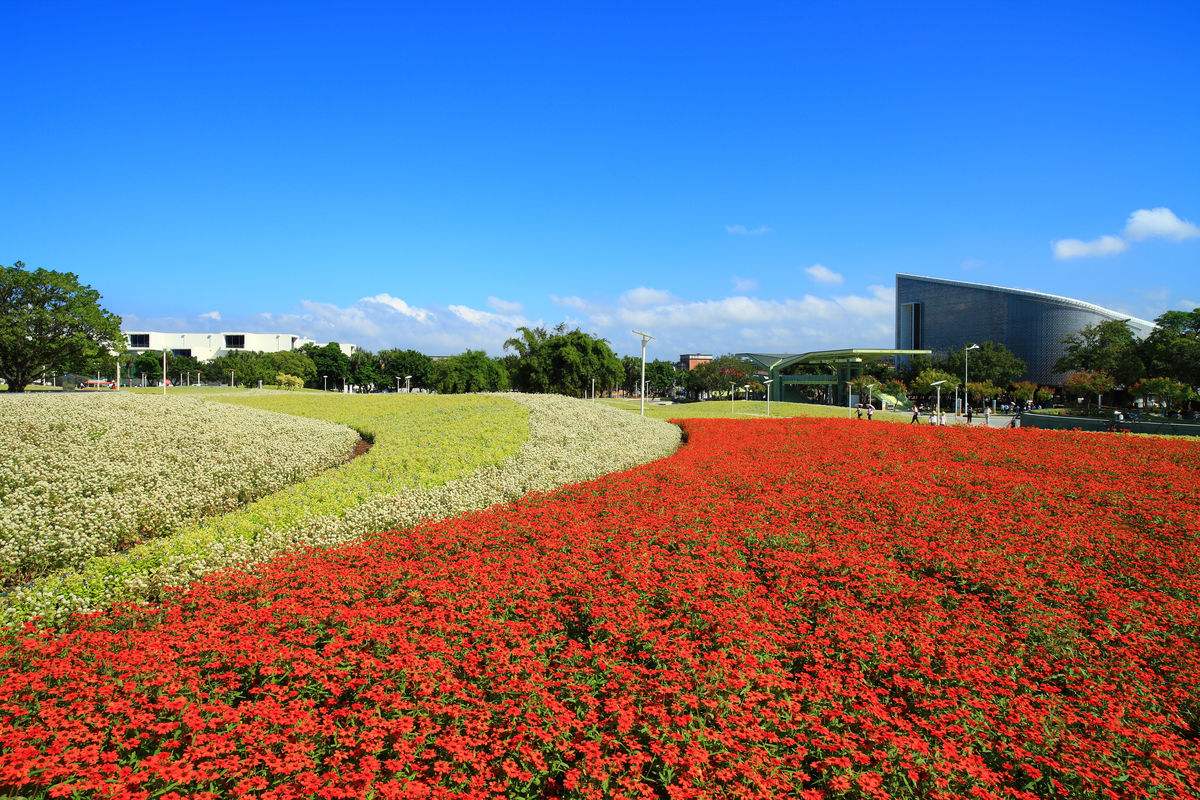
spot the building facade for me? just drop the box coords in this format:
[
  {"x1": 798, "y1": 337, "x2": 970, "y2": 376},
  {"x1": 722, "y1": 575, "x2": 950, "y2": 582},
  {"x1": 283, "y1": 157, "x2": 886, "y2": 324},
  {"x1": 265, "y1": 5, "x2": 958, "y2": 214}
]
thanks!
[
  {"x1": 677, "y1": 353, "x2": 713, "y2": 371},
  {"x1": 122, "y1": 331, "x2": 356, "y2": 361},
  {"x1": 895, "y1": 274, "x2": 1155, "y2": 385}
]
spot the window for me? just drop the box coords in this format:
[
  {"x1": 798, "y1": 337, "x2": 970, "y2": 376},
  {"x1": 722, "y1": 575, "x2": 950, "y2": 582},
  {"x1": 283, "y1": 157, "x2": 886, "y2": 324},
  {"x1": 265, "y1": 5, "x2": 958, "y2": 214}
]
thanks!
[
  {"x1": 128, "y1": 334, "x2": 150, "y2": 348},
  {"x1": 899, "y1": 303, "x2": 923, "y2": 349},
  {"x1": 224, "y1": 334, "x2": 245, "y2": 349},
  {"x1": 171, "y1": 349, "x2": 192, "y2": 357}
]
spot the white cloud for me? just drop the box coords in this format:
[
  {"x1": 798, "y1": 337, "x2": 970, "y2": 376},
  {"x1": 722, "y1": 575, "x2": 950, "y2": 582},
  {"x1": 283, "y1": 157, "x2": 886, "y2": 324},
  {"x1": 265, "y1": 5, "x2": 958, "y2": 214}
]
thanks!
[
  {"x1": 1124, "y1": 207, "x2": 1200, "y2": 242},
  {"x1": 725, "y1": 223, "x2": 772, "y2": 236},
  {"x1": 620, "y1": 286, "x2": 674, "y2": 306},
  {"x1": 804, "y1": 264, "x2": 844, "y2": 285},
  {"x1": 487, "y1": 296, "x2": 523, "y2": 313},
  {"x1": 1052, "y1": 235, "x2": 1129, "y2": 260},
  {"x1": 731, "y1": 276, "x2": 758, "y2": 292},
  {"x1": 550, "y1": 294, "x2": 588, "y2": 310},
  {"x1": 359, "y1": 293, "x2": 432, "y2": 322},
  {"x1": 198, "y1": 310, "x2": 221, "y2": 321}
]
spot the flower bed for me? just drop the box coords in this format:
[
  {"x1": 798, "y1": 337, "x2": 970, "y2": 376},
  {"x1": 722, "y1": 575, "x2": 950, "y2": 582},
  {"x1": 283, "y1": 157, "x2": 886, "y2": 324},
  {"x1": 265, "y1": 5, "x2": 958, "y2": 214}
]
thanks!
[
  {"x1": 1, "y1": 418, "x2": 1197, "y2": 797},
  {"x1": 0, "y1": 393, "x2": 359, "y2": 586},
  {"x1": 2, "y1": 394, "x2": 679, "y2": 628}
]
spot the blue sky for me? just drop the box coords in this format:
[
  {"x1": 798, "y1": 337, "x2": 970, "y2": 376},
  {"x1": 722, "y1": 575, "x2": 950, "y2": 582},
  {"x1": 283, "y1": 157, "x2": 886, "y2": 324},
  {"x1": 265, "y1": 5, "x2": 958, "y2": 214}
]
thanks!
[{"x1": 3, "y1": 1, "x2": 1198, "y2": 356}]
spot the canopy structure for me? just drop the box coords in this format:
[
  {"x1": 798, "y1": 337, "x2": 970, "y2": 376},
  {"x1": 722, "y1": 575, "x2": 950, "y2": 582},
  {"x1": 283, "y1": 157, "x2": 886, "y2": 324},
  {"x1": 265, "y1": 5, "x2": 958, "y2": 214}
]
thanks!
[{"x1": 736, "y1": 348, "x2": 932, "y2": 405}]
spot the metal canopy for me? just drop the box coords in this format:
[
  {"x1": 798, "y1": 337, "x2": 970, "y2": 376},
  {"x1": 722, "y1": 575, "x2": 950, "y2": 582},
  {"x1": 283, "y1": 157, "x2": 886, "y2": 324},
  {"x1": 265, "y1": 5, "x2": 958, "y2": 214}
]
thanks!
[{"x1": 735, "y1": 348, "x2": 932, "y2": 403}]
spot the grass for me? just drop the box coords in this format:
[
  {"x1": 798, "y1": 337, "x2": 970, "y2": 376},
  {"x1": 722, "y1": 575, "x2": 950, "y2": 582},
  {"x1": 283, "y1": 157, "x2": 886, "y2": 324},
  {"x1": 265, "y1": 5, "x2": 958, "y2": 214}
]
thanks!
[
  {"x1": 3, "y1": 393, "x2": 530, "y2": 626},
  {"x1": 601, "y1": 397, "x2": 913, "y2": 423}
]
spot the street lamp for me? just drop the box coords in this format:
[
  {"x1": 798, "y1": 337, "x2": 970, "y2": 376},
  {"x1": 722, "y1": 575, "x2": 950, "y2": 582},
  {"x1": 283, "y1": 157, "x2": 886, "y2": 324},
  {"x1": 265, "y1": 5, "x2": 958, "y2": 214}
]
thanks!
[
  {"x1": 866, "y1": 382, "x2": 877, "y2": 410},
  {"x1": 633, "y1": 330, "x2": 653, "y2": 417},
  {"x1": 963, "y1": 343, "x2": 979, "y2": 416},
  {"x1": 846, "y1": 381, "x2": 854, "y2": 418},
  {"x1": 930, "y1": 380, "x2": 946, "y2": 425},
  {"x1": 731, "y1": 382, "x2": 736, "y2": 415},
  {"x1": 323, "y1": 374, "x2": 328, "y2": 391},
  {"x1": 763, "y1": 378, "x2": 774, "y2": 416},
  {"x1": 405, "y1": 375, "x2": 412, "y2": 393}
]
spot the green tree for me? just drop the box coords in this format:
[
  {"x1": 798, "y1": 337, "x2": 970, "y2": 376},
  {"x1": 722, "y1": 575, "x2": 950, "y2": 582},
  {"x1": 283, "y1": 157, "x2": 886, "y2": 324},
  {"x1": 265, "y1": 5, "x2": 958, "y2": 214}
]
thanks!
[
  {"x1": 379, "y1": 348, "x2": 434, "y2": 390},
  {"x1": 643, "y1": 359, "x2": 678, "y2": 397},
  {"x1": 0, "y1": 262, "x2": 124, "y2": 392},
  {"x1": 1010, "y1": 381, "x2": 1038, "y2": 404},
  {"x1": 349, "y1": 349, "x2": 382, "y2": 390},
  {"x1": 430, "y1": 351, "x2": 510, "y2": 393},
  {"x1": 1141, "y1": 308, "x2": 1200, "y2": 386},
  {"x1": 1131, "y1": 377, "x2": 1195, "y2": 413},
  {"x1": 504, "y1": 324, "x2": 623, "y2": 396},
  {"x1": 268, "y1": 351, "x2": 317, "y2": 386},
  {"x1": 1055, "y1": 321, "x2": 1145, "y2": 387},
  {"x1": 944, "y1": 341, "x2": 1026, "y2": 387},
  {"x1": 300, "y1": 343, "x2": 351, "y2": 389},
  {"x1": 909, "y1": 368, "x2": 959, "y2": 398},
  {"x1": 966, "y1": 381, "x2": 1001, "y2": 405},
  {"x1": 684, "y1": 356, "x2": 750, "y2": 399},
  {"x1": 131, "y1": 350, "x2": 165, "y2": 383},
  {"x1": 1035, "y1": 387, "x2": 1055, "y2": 405},
  {"x1": 1063, "y1": 370, "x2": 1116, "y2": 409}
]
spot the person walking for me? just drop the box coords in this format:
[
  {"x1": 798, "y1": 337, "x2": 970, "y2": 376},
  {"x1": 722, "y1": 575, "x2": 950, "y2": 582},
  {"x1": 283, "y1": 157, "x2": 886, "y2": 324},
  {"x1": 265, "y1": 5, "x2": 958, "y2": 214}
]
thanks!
[
  {"x1": 856, "y1": 405, "x2": 863, "y2": 420},
  {"x1": 984, "y1": 406, "x2": 991, "y2": 427},
  {"x1": 966, "y1": 406, "x2": 974, "y2": 426},
  {"x1": 911, "y1": 405, "x2": 920, "y2": 424},
  {"x1": 866, "y1": 404, "x2": 874, "y2": 421}
]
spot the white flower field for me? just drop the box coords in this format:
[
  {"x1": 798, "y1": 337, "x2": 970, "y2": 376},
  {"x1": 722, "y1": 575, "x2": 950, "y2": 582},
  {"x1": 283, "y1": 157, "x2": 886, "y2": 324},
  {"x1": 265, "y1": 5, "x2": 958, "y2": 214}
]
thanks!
[{"x1": 0, "y1": 393, "x2": 359, "y2": 586}]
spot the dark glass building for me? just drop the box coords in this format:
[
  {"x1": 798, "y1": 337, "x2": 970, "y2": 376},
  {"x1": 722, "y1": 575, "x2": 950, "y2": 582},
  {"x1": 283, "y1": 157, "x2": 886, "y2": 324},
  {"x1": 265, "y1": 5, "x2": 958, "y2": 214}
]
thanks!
[{"x1": 895, "y1": 274, "x2": 1156, "y2": 385}]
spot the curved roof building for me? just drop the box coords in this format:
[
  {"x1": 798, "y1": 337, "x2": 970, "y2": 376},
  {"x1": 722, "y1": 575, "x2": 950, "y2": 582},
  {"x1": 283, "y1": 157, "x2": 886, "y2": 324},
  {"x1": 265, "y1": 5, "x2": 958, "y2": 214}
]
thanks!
[{"x1": 895, "y1": 274, "x2": 1155, "y2": 385}]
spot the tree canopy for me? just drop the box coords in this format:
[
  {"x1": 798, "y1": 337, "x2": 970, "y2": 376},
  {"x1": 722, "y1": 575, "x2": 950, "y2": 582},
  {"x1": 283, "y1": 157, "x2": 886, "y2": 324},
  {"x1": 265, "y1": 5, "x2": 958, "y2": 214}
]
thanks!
[
  {"x1": 1055, "y1": 321, "x2": 1145, "y2": 387},
  {"x1": 431, "y1": 351, "x2": 510, "y2": 394},
  {"x1": 944, "y1": 341, "x2": 1026, "y2": 388},
  {"x1": 0, "y1": 262, "x2": 124, "y2": 392},
  {"x1": 504, "y1": 324, "x2": 623, "y2": 397}
]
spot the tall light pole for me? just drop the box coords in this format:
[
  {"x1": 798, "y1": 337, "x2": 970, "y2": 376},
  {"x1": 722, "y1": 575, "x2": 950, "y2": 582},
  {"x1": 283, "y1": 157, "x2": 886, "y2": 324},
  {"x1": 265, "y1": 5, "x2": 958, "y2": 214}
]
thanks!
[
  {"x1": 633, "y1": 330, "x2": 653, "y2": 417},
  {"x1": 230, "y1": 369, "x2": 235, "y2": 388},
  {"x1": 846, "y1": 381, "x2": 854, "y2": 418},
  {"x1": 731, "y1": 382, "x2": 735, "y2": 415},
  {"x1": 763, "y1": 378, "x2": 774, "y2": 416},
  {"x1": 405, "y1": 375, "x2": 412, "y2": 392},
  {"x1": 162, "y1": 350, "x2": 167, "y2": 395},
  {"x1": 323, "y1": 374, "x2": 328, "y2": 392},
  {"x1": 866, "y1": 382, "x2": 877, "y2": 410},
  {"x1": 396, "y1": 376, "x2": 400, "y2": 393},
  {"x1": 964, "y1": 343, "x2": 979, "y2": 416},
  {"x1": 931, "y1": 379, "x2": 946, "y2": 426}
]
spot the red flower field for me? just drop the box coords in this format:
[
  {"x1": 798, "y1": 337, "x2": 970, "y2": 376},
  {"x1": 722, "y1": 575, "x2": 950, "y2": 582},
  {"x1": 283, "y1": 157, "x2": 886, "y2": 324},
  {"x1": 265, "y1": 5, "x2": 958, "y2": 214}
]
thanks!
[{"x1": 2, "y1": 419, "x2": 1198, "y2": 799}]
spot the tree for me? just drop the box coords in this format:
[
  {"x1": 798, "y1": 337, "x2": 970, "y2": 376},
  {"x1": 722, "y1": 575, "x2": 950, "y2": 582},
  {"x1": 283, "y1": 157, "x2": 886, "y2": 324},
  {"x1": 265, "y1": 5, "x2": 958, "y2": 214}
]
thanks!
[
  {"x1": 944, "y1": 341, "x2": 1026, "y2": 388},
  {"x1": 1141, "y1": 308, "x2": 1200, "y2": 387},
  {"x1": 684, "y1": 356, "x2": 750, "y2": 399},
  {"x1": 1130, "y1": 377, "x2": 1195, "y2": 413},
  {"x1": 349, "y1": 349, "x2": 382, "y2": 390},
  {"x1": 504, "y1": 324, "x2": 623, "y2": 397},
  {"x1": 276, "y1": 373, "x2": 304, "y2": 390},
  {"x1": 269, "y1": 350, "x2": 317, "y2": 386},
  {"x1": 1010, "y1": 381, "x2": 1038, "y2": 404},
  {"x1": 379, "y1": 348, "x2": 433, "y2": 390},
  {"x1": 1055, "y1": 321, "x2": 1145, "y2": 387},
  {"x1": 1035, "y1": 387, "x2": 1055, "y2": 405},
  {"x1": 430, "y1": 351, "x2": 510, "y2": 393},
  {"x1": 1063, "y1": 370, "x2": 1116, "y2": 409},
  {"x1": 966, "y1": 381, "x2": 1001, "y2": 405},
  {"x1": 644, "y1": 360, "x2": 678, "y2": 397},
  {"x1": 909, "y1": 368, "x2": 959, "y2": 399},
  {"x1": 0, "y1": 262, "x2": 124, "y2": 392},
  {"x1": 300, "y1": 343, "x2": 351, "y2": 389}
]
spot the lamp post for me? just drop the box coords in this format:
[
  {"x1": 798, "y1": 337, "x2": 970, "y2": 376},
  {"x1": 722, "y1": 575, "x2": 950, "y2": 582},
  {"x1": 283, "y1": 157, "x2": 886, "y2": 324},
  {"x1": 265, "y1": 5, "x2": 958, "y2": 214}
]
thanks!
[
  {"x1": 763, "y1": 378, "x2": 774, "y2": 416},
  {"x1": 731, "y1": 382, "x2": 735, "y2": 415},
  {"x1": 230, "y1": 370, "x2": 235, "y2": 388},
  {"x1": 323, "y1": 374, "x2": 327, "y2": 392},
  {"x1": 633, "y1": 330, "x2": 653, "y2": 417},
  {"x1": 162, "y1": 350, "x2": 167, "y2": 395},
  {"x1": 405, "y1": 375, "x2": 412, "y2": 393},
  {"x1": 931, "y1": 379, "x2": 946, "y2": 425},
  {"x1": 846, "y1": 381, "x2": 854, "y2": 418},
  {"x1": 963, "y1": 343, "x2": 979, "y2": 417},
  {"x1": 866, "y1": 382, "x2": 877, "y2": 410}
]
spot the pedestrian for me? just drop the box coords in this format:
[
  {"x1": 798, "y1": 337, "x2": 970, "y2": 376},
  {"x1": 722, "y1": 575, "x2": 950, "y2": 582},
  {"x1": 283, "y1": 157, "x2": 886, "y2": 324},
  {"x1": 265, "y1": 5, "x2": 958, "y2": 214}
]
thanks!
[
  {"x1": 984, "y1": 407, "x2": 991, "y2": 426},
  {"x1": 911, "y1": 405, "x2": 920, "y2": 424},
  {"x1": 856, "y1": 405, "x2": 863, "y2": 420},
  {"x1": 928, "y1": 409, "x2": 936, "y2": 425},
  {"x1": 867, "y1": 404, "x2": 874, "y2": 421},
  {"x1": 1009, "y1": 416, "x2": 1018, "y2": 428},
  {"x1": 966, "y1": 407, "x2": 973, "y2": 426}
]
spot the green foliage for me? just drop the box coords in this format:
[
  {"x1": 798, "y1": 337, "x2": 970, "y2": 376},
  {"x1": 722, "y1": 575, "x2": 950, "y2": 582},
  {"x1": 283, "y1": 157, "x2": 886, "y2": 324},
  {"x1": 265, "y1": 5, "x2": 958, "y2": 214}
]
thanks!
[
  {"x1": 602, "y1": 397, "x2": 912, "y2": 422},
  {"x1": 909, "y1": 368, "x2": 959, "y2": 398},
  {"x1": 300, "y1": 342, "x2": 351, "y2": 387},
  {"x1": 379, "y1": 348, "x2": 434, "y2": 389},
  {"x1": 1010, "y1": 381, "x2": 1038, "y2": 403},
  {"x1": 683, "y1": 355, "x2": 751, "y2": 398},
  {"x1": 966, "y1": 381, "x2": 1001, "y2": 404},
  {"x1": 431, "y1": 350, "x2": 510, "y2": 393},
  {"x1": 504, "y1": 324, "x2": 623, "y2": 396},
  {"x1": 1035, "y1": 386, "x2": 1055, "y2": 404},
  {"x1": 276, "y1": 373, "x2": 304, "y2": 390},
  {"x1": 1063, "y1": 370, "x2": 1116, "y2": 407},
  {"x1": 1130, "y1": 377, "x2": 1196, "y2": 411},
  {"x1": 1055, "y1": 320, "x2": 1145, "y2": 387},
  {"x1": 945, "y1": 341, "x2": 1026, "y2": 387},
  {"x1": 1141, "y1": 308, "x2": 1200, "y2": 387},
  {"x1": 0, "y1": 261, "x2": 124, "y2": 393},
  {"x1": 349, "y1": 350, "x2": 382, "y2": 389}
]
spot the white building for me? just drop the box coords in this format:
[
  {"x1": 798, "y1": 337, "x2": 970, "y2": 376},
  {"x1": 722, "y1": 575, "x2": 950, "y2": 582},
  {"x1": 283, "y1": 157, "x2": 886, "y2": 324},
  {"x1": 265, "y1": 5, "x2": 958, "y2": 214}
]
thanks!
[{"x1": 122, "y1": 331, "x2": 356, "y2": 361}]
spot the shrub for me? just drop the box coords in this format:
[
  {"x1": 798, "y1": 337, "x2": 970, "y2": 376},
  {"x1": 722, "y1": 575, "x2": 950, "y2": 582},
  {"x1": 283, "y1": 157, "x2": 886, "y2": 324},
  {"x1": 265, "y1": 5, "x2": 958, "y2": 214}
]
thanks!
[{"x1": 276, "y1": 372, "x2": 304, "y2": 390}]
